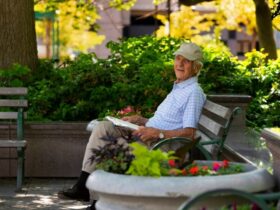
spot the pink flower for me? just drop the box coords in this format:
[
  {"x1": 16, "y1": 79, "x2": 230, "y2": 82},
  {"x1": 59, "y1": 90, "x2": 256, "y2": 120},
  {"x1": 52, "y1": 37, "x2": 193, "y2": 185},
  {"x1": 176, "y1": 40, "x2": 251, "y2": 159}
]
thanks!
[
  {"x1": 252, "y1": 203, "x2": 261, "y2": 210},
  {"x1": 118, "y1": 106, "x2": 134, "y2": 116},
  {"x1": 122, "y1": 106, "x2": 134, "y2": 113},
  {"x1": 212, "y1": 162, "x2": 221, "y2": 171}
]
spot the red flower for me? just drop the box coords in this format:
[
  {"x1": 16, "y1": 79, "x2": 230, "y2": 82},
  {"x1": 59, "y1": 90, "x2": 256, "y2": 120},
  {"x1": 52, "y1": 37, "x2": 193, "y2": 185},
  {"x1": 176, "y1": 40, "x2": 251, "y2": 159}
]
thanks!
[
  {"x1": 223, "y1": 160, "x2": 229, "y2": 168},
  {"x1": 212, "y1": 162, "x2": 221, "y2": 171},
  {"x1": 181, "y1": 169, "x2": 187, "y2": 175},
  {"x1": 189, "y1": 166, "x2": 199, "y2": 175},
  {"x1": 168, "y1": 159, "x2": 176, "y2": 168}
]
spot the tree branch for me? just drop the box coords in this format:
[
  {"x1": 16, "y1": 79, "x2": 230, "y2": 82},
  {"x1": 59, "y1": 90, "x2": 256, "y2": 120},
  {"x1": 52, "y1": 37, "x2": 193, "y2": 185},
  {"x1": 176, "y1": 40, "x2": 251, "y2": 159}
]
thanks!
[{"x1": 179, "y1": 0, "x2": 213, "y2": 6}]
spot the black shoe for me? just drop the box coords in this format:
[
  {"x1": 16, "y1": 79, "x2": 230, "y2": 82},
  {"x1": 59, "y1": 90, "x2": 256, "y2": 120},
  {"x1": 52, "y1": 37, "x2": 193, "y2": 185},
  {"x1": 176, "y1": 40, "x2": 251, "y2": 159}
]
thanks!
[
  {"x1": 58, "y1": 184, "x2": 90, "y2": 202},
  {"x1": 58, "y1": 171, "x2": 90, "y2": 201},
  {"x1": 86, "y1": 200, "x2": 97, "y2": 210}
]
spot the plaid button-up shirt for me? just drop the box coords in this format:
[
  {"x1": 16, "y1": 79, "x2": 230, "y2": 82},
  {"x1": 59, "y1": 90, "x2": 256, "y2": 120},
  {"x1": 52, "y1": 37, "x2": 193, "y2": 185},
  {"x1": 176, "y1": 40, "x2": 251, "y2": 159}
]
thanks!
[{"x1": 146, "y1": 76, "x2": 205, "y2": 130}]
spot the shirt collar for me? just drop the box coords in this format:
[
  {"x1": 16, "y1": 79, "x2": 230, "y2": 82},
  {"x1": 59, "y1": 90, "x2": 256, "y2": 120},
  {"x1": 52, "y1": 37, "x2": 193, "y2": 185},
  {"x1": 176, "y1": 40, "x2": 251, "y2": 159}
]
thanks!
[{"x1": 173, "y1": 76, "x2": 198, "y2": 89}]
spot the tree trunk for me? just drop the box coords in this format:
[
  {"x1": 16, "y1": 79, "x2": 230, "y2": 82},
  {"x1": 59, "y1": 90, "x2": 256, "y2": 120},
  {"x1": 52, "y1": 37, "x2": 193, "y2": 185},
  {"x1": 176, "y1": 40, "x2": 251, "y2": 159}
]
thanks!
[
  {"x1": 0, "y1": 0, "x2": 38, "y2": 71},
  {"x1": 179, "y1": 0, "x2": 278, "y2": 60},
  {"x1": 253, "y1": 0, "x2": 277, "y2": 60}
]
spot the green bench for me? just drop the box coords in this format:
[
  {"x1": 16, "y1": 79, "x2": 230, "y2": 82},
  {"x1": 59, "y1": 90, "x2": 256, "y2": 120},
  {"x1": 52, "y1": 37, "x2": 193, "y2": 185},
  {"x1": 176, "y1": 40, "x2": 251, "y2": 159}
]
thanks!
[
  {"x1": 151, "y1": 99, "x2": 241, "y2": 162},
  {"x1": 0, "y1": 87, "x2": 28, "y2": 191},
  {"x1": 178, "y1": 188, "x2": 280, "y2": 210}
]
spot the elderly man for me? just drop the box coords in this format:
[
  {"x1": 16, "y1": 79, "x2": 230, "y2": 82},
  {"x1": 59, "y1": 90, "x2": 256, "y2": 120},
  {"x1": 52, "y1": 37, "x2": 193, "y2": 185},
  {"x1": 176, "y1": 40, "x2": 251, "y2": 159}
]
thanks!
[{"x1": 58, "y1": 42, "x2": 206, "y2": 205}]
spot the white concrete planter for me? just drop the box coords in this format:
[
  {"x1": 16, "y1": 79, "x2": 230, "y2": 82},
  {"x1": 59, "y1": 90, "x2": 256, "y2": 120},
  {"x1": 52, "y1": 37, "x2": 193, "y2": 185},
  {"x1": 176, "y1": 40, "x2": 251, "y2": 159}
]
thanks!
[
  {"x1": 262, "y1": 128, "x2": 280, "y2": 189},
  {"x1": 86, "y1": 161, "x2": 275, "y2": 210}
]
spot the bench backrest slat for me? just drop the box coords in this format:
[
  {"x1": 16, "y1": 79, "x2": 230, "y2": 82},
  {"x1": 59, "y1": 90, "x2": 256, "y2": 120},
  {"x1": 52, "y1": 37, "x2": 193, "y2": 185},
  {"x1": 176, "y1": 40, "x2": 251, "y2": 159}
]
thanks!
[
  {"x1": 0, "y1": 87, "x2": 27, "y2": 95},
  {"x1": 198, "y1": 115, "x2": 224, "y2": 139},
  {"x1": 0, "y1": 99, "x2": 28, "y2": 107},
  {"x1": 196, "y1": 99, "x2": 241, "y2": 160},
  {"x1": 203, "y1": 100, "x2": 232, "y2": 121},
  {"x1": 197, "y1": 99, "x2": 232, "y2": 139},
  {"x1": 0, "y1": 112, "x2": 27, "y2": 119},
  {"x1": 0, "y1": 87, "x2": 28, "y2": 141}
]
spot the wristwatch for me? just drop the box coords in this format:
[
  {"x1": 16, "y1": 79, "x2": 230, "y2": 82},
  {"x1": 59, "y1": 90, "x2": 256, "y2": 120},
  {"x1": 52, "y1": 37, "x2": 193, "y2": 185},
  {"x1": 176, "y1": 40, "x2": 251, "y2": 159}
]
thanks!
[{"x1": 159, "y1": 130, "x2": 165, "y2": 139}]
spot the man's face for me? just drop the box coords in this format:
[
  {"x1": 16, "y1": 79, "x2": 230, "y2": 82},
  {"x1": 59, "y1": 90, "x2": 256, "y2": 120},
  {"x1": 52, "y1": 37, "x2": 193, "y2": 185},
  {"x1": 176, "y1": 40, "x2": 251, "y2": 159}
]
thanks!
[{"x1": 174, "y1": 55, "x2": 195, "y2": 83}]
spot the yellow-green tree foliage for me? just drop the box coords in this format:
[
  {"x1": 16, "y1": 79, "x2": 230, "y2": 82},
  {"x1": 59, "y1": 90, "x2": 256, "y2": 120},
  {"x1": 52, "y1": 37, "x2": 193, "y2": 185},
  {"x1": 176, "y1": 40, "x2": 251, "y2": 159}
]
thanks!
[
  {"x1": 34, "y1": 0, "x2": 279, "y2": 57},
  {"x1": 156, "y1": 0, "x2": 280, "y2": 45},
  {"x1": 35, "y1": 0, "x2": 105, "y2": 57},
  {"x1": 156, "y1": 0, "x2": 257, "y2": 43}
]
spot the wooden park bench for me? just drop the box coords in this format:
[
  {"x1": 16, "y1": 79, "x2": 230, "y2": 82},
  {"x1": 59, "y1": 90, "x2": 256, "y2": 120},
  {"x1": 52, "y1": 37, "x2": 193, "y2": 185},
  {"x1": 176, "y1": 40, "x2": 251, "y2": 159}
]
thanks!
[
  {"x1": 151, "y1": 99, "x2": 241, "y2": 162},
  {"x1": 0, "y1": 87, "x2": 28, "y2": 191}
]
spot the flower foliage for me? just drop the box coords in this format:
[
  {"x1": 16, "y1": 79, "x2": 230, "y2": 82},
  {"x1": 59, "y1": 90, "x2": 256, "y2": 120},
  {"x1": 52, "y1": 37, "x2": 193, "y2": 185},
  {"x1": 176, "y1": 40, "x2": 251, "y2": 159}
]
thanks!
[
  {"x1": 166, "y1": 160, "x2": 243, "y2": 177},
  {"x1": 90, "y1": 134, "x2": 244, "y2": 177},
  {"x1": 181, "y1": 160, "x2": 243, "y2": 176},
  {"x1": 125, "y1": 143, "x2": 176, "y2": 177},
  {"x1": 90, "y1": 135, "x2": 135, "y2": 174}
]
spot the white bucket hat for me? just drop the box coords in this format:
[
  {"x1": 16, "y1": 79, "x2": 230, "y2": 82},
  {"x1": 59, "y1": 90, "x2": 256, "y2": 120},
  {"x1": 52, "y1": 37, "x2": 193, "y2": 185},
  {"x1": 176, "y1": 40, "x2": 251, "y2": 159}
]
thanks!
[{"x1": 174, "y1": 42, "x2": 203, "y2": 61}]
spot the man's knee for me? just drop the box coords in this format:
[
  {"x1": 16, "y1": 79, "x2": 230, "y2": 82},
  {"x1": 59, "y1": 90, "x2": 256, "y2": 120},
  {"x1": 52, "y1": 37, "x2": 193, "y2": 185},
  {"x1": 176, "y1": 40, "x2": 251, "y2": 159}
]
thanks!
[
  {"x1": 97, "y1": 120, "x2": 113, "y2": 127},
  {"x1": 93, "y1": 120, "x2": 114, "y2": 133},
  {"x1": 90, "y1": 120, "x2": 123, "y2": 141}
]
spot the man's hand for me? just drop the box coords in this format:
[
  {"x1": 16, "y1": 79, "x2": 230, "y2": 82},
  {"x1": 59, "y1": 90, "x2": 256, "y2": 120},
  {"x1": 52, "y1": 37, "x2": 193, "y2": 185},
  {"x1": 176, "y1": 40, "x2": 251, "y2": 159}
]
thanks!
[
  {"x1": 122, "y1": 115, "x2": 147, "y2": 126},
  {"x1": 132, "y1": 126, "x2": 160, "y2": 143},
  {"x1": 132, "y1": 127, "x2": 196, "y2": 144}
]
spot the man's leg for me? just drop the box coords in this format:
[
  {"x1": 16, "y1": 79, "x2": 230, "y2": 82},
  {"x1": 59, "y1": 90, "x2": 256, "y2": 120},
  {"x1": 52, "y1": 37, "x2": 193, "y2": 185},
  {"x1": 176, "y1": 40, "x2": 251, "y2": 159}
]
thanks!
[{"x1": 59, "y1": 121, "x2": 130, "y2": 201}]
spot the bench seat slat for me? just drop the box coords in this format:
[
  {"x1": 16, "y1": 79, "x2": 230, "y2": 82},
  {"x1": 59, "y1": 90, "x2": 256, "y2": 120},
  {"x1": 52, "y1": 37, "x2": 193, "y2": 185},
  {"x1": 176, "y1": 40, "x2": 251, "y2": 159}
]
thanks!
[
  {"x1": 0, "y1": 140, "x2": 27, "y2": 148},
  {"x1": 0, "y1": 99, "x2": 28, "y2": 107},
  {"x1": 0, "y1": 88, "x2": 28, "y2": 95}
]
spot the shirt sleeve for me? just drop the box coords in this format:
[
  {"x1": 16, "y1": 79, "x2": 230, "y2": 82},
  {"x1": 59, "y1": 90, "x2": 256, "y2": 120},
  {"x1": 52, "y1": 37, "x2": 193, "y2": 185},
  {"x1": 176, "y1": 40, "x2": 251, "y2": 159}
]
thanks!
[{"x1": 182, "y1": 89, "x2": 205, "y2": 128}]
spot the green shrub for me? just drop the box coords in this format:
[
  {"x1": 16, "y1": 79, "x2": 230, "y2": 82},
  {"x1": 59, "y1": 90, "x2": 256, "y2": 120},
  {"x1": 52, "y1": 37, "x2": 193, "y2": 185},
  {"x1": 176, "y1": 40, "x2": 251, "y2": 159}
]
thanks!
[
  {"x1": 243, "y1": 51, "x2": 280, "y2": 128},
  {"x1": 1, "y1": 36, "x2": 279, "y2": 128}
]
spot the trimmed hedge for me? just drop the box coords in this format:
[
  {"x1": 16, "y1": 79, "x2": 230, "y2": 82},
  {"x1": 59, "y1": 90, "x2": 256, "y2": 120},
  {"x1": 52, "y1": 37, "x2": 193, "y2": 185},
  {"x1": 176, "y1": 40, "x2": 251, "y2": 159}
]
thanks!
[{"x1": 0, "y1": 36, "x2": 279, "y2": 128}]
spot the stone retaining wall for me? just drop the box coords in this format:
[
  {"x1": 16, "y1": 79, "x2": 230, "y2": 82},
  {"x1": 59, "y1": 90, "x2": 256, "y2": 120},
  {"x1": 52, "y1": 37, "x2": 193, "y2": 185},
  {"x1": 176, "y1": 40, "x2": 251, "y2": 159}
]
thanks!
[{"x1": 0, "y1": 122, "x2": 90, "y2": 177}]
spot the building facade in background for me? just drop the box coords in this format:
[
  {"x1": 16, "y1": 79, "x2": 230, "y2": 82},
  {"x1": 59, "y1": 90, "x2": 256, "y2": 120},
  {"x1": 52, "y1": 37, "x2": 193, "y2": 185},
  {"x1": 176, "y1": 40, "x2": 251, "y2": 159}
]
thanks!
[
  {"x1": 92, "y1": 0, "x2": 262, "y2": 59},
  {"x1": 37, "y1": 1, "x2": 280, "y2": 60}
]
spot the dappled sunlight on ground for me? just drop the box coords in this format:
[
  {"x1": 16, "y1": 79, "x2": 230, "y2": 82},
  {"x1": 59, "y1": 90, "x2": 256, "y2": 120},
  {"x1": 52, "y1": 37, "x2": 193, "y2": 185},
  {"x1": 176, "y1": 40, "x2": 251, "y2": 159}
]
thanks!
[{"x1": 0, "y1": 178, "x2": 90, "y2": 210}]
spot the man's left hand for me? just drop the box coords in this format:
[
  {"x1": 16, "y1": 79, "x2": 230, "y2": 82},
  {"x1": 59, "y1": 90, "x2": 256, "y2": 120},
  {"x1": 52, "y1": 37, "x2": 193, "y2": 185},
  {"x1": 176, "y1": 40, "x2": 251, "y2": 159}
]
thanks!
[{"x1": 132, "y1": 126, "x2": 160, "y2": 143}]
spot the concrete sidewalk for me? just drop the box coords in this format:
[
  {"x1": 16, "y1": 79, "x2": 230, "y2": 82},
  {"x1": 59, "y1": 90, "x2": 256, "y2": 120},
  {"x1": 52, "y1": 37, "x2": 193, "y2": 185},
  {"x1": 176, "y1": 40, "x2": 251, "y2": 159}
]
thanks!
[{"x1": 0, "y1": 178, "x2": 90, "y2": 210}]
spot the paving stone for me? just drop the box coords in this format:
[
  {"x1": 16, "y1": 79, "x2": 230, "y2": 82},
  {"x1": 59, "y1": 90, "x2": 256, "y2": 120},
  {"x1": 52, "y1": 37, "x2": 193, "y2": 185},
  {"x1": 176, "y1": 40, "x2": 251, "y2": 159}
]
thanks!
[{"x1": 0, "y1": 178, "x2": 90, "y2": 210}]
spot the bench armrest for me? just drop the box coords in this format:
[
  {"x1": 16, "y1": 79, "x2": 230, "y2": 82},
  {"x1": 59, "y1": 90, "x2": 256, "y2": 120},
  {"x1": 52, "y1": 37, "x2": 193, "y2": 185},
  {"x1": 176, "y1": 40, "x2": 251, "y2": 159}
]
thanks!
[{"x1": 150, "y1": 137, "x2": 196, "y2": 150}]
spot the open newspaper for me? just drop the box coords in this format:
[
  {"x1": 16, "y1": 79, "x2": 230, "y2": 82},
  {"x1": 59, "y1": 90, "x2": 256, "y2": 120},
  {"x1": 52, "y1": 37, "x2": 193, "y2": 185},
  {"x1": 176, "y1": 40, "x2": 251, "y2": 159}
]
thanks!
[{"x1": 105, "y1": 116, "x2": 139, "y2": 130}]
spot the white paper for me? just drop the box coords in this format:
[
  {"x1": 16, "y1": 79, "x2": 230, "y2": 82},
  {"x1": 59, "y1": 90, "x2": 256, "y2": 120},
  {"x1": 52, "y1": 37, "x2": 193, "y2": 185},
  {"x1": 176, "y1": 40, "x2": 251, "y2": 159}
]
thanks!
[{"x1": 105, "y1": 116, "x2": 139, "y2": 130}]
